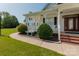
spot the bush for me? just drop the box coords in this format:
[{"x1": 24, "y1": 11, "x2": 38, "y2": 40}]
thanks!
[
  {"x1": 17, "y1": 24, "x2": 27, "y2": 34},
  {"x1": 37, "y1": 23, "x2": 53, "y2": 40}
]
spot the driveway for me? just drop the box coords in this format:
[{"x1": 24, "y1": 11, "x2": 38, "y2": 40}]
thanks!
[{"x1": 10, "y1": 33, "x2": 79, "y2": 56}]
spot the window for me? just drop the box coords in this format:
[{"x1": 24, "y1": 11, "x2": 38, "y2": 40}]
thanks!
[
  {"x1": 24, "y1": 19, "x2": 26, "y2": 22},
  {"x1": 29, "y1": 18, "x2": 32, "y2": 20},
  {"x1": 28, "y1": 23, "x2": 29, "y2": 26},
  {"x1": 43, "y1": 18, "x2": 45, "y2": 23},
  {"x1": 57, "y1": 3, "x2": 62, "y2": 5},
  {"x1": 37, "y1": 23, "x2": 38, "y2": 26},
  {"x1": 30, "y1": 18, "x2": 32, "y2": 20},
  {"x1": 54, "y1": 17, "x2": 57, "y2": 25},
  {"x1": 29, "y1": 18, "x2": 30, "y2": 20},
  {"x1": 34, "y1": 23, "x2": 35, "y2": 25}
]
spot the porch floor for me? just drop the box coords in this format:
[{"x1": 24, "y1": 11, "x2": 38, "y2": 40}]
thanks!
[
  {"x1": 10, "y1": 33, "x2": 79, "y2": 56},
  {"x1": 61, "y1": 32, "x2": 79, "y2": 36}
]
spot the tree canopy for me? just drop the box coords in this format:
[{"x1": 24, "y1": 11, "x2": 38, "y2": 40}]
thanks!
[{"x1": 1, "y1": 12, "x2": 19, "y2": 28}]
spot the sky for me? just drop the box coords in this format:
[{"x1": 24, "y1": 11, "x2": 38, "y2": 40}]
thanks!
[{"x1": 0, "y1": 3, "x2": 46, "y2": 23}]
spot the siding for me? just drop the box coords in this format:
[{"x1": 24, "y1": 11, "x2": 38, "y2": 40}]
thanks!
[{"x1": 46, "y1": 17, "x2": 58, "y2": 33}]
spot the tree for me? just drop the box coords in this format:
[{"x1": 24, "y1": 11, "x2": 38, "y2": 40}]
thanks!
[
  {"x1": 1, "y1": 12, "x2": 10, "y2": 17},
  {"x1": 10, "y1": 16, "x2": 19, "y2": 27},
  {"x1": 2, "y1": 15, "x2": 19, "y2": 28}
]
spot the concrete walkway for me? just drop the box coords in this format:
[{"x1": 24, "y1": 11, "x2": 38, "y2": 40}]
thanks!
[{"x1": 10, "y1": 33, "x2": 79, "y2": 56}]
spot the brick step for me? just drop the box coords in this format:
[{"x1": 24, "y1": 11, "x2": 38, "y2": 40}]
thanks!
[
  {"x1": 61, "y1": 36, "x2": 79, "y2": 41},
  {"x1": 61, "y1": 34, "x2": 79, "y2": 44},
  {"x1": 61, "y1": 39, "x2": 79, "y2": 44}
]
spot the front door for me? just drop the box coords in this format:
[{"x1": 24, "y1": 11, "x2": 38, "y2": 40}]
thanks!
[
  {"x1": 64, "y1": 17, "x2": 79, "y2": 31},
  {"x1": 68, "y1": 18, "x2": 74, "y2": 30}
]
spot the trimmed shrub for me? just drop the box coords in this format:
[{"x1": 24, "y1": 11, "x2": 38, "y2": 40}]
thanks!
[
  {"x1": 17, "y1": 24, "x2": 27, "y2": 34},
  {"x1": 37, "y1": 23, "x2": 53, "y2": 40}
]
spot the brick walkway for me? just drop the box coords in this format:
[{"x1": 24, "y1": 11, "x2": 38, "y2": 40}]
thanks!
[{"x1": 10, "y1": 33, "x2": 79, "y2": 56}]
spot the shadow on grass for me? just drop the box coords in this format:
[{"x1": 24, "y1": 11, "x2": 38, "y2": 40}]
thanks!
[{"x1": 0, "y1": 34, "x2": 10, "y2": 38}]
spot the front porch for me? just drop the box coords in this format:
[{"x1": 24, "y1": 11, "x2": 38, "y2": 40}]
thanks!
[
  {"x1": 59, "y1": 6, "x2": 79, "y2": 44},
  {"x1": 60, "y1": 14, "x2": 79, "y2": 43}
]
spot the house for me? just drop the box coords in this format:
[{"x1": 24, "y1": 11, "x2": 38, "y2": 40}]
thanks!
[
  {"x1": 23, "y1": 3, "x2": 58, "y2": 33},
  {"x1": 23, "y1": 11, "x2": 44, "y2": 33},
  {"x1": 24, "y1": 3, "x2": 79, "y2": 43}
]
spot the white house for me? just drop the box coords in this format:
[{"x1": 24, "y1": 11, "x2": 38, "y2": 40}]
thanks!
[
  {"x1": 24, "y1": 3, "x2": 79, "y2": 43},
  {"x1": 24, "y1": 3, "x2": 58, "y2": 33}
]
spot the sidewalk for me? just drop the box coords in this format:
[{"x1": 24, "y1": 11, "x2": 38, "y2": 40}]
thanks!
[{"x1": 10, "y1": 33, "x2": 79, "y2": 56}]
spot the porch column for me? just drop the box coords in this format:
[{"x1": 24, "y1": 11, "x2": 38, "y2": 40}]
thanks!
[{"x1": 57, "y1": 9, "x2": 61, "y2": 43}]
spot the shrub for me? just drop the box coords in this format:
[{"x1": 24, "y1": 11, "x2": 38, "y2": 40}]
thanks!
[
  {"x1": 37, "y1": 23, "x2": 53, "y2": 40},
  {"x1": 17, "y1": 24, "x2": 27, "y2": 34}
]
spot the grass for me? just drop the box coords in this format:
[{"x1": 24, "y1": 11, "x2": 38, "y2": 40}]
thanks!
[{"x1": 0, "y1": 28, "x2": 64, "y2": 56}]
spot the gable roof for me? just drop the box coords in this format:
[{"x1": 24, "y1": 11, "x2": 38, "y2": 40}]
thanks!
[
  {"x1": 42, "y1": 3, "x2": 57, "y2": 10},
  {"x1": 42, "y1": 3, "x2": 50, "y2": 10},
  {"x1": 24, "y1": 3, "x2": 58, "y2": 16},
  {"x1": 23, "y1": 11, "x2": 42, "y2": 16}
]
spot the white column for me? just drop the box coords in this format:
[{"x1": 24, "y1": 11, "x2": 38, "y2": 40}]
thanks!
[{"x1": 57, "y1": 9, "x2": 61, "y2": 43}]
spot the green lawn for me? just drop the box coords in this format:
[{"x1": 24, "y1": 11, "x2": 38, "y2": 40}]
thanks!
[{"x1": 0, "y1": 28, "x2": 64, "y2": 56}]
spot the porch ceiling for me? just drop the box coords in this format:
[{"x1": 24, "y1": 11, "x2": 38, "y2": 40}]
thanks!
[{"x1": 61, "y1": 7, "x2": 79, "y2": 16}]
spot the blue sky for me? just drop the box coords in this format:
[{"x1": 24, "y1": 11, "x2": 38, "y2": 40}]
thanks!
[{"x1": 0, "y1": 3, "x2": 46, "y2": 23}]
